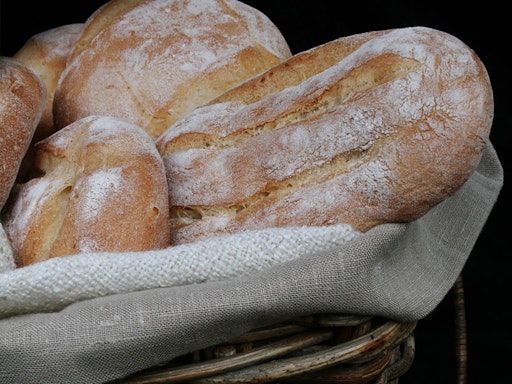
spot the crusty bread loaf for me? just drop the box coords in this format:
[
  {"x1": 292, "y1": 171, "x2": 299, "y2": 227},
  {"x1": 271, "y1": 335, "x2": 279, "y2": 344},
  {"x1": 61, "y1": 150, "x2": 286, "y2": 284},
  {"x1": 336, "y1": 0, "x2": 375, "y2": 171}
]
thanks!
[
  {"x1": 13, "y1": 23, "x2": 84, "y2": 144},
  {"x1": 53, "y1": 0, "x2": 293, "y2": 139},
  {"x1": 1, "y1": 115, "x2": 170, "y2": 267},
  {"x1": 156, "y1": 27, "x2": 494, "y2": 245},
  {"x1": 12, "y1": 24, "x2": 84, "y2": 183},
  {"x1": 0, "y1": 57, "x2": 45, "y2": 211}
]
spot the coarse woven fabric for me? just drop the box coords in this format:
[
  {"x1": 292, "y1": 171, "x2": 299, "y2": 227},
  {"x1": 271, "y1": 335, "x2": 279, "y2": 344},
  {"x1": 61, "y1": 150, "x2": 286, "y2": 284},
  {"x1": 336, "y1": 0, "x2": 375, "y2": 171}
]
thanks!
[
  {"x1": 0, "y1": 225, "x2": 14, "y2": 273},
  {"x1": 0, "y1": 223, "x2": 359, "y2": 318},
  {"x1": 0, "y1": 141, "x2": 503, "y2": 384}
]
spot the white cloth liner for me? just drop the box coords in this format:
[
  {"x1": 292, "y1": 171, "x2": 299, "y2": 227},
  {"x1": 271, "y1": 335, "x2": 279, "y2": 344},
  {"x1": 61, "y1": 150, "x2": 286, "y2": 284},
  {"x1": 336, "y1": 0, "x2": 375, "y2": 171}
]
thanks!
[{"x1": 0, "y1": 223, "x2": 359, "y2": 318}]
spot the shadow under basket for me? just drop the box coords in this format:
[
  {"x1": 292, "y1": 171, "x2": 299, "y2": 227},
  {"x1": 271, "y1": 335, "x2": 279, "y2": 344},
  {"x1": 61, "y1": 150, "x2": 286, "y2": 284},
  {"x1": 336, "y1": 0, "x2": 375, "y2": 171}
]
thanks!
[{"x1": 113, "y1": 276, "x2": 467, "y2": 384}]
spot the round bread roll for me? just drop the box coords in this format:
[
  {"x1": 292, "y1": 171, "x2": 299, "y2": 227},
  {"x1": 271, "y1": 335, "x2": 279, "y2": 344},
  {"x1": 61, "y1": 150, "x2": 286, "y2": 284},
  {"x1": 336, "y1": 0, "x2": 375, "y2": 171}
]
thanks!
[
  {"x1": 0, "y1": 57, "x2": 45, "y2": 211},
  {"x1": 13, "y1": 23, "x2": 84, "y2": 143},
  {"x1": 12, "y1": 24, "x2": 84, "y2": 183},
  {"x1": 156, "y1": 27, "x2": 494, "y2": 245},
  {"x1": 53, "y1": 0, "x2": 292, "y2": 139},
  {"x1": 1, "y1": 115, "x2": 170, "y2": 267}
]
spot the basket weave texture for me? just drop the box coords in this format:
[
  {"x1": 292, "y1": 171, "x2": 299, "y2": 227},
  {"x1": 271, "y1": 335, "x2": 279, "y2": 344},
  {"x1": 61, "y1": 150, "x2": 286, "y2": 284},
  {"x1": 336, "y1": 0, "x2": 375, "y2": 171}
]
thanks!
[
  {"x1": 112, "y1": 275, "x2": 469, "y2": 384},
  {"x1": 117, "y1": 315, "x2": 416, "y2": 384}
]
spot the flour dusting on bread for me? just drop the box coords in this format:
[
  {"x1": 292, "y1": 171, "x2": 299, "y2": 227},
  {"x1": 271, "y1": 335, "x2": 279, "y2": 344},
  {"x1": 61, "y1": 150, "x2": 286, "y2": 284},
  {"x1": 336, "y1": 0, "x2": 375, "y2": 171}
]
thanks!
[{"x1": 157, "y1": 27, "x2": 493, "y2": 244}]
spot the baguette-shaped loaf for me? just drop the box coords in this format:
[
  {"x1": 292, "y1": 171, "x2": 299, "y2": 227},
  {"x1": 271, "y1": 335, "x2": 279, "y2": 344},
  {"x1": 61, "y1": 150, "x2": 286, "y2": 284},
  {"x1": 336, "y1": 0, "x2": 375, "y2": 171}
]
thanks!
[
  {"x1": 156, "y1": 27, "x2": 494, "y2": 245},
  {"x1": 2, "y1": 115, "x2": 170, "y2": 267},
  {"x1": 0, "y1": 57, "x2": 45, "y2": 211},
  {"x1": 53, "y1": 0, "x2": 292, "y2": 139}
]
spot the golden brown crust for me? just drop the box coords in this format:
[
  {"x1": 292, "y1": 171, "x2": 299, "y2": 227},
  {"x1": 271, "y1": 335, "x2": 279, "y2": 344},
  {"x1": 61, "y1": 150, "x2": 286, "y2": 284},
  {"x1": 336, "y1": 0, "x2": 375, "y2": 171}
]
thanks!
[
  {"x1": 13, "y1": 24, "x2": 84, "y2": 183},
  {"x1": 53, "y1": 0, "x2": 293, "y2": 139},
  {"x1": 207, "y1": 30, "x2": 390, "y2": 108},
  {"x1": 1, "y1": 115, "x2": 170, "y2": 266},
  {"x1": 156, "y1": 27, "x2": 494, "y2": 245},
  {"x1": 13, "y1": 23, "x2": 84, "y2": 143},
  {"x1": 0, "y1": 57, "x2": 45, "y2": 211}
]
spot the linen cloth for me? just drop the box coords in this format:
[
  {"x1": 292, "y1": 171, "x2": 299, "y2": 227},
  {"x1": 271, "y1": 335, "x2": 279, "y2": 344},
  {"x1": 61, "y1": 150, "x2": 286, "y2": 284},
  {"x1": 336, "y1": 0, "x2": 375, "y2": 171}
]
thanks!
[{"x1": 0, "y1": 141, "x2": 503, "y2": 384}]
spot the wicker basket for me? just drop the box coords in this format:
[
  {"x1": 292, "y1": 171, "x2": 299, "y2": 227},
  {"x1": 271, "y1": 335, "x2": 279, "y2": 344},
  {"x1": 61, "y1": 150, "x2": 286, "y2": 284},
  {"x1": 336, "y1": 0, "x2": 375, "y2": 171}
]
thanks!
[{"x1": 112, "y1": 276, "x2": 467, "y2": 384}]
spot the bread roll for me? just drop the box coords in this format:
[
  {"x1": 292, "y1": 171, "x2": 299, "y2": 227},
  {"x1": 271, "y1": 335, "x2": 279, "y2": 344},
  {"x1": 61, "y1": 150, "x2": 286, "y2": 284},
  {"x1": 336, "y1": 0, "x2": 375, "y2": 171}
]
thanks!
[
  {"x1": 53, "y1": 0, "x2": 292, "y2": 139},
  {"x1": 12, "y1": 24, "x2": 84, "y2": 183},
  {"x1": 156, "y1": 27, "x2": 494, "y2": 245},
  {"x1": 0, "y1": 57, "x2": 45, "y2": 211},
  {"x1": 13, "y1": 23, "x2": 84, "y2": 143},
  {"x1": 1, "y1": 115, "x2": 170, "y2": 267}
]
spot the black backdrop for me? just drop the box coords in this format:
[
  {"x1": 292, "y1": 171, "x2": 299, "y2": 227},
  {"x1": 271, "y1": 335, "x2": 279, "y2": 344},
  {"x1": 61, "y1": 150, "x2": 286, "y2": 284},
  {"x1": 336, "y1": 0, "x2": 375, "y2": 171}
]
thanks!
[{"x1": 1, "y1": 1, "x2": 509, "y2": 383}]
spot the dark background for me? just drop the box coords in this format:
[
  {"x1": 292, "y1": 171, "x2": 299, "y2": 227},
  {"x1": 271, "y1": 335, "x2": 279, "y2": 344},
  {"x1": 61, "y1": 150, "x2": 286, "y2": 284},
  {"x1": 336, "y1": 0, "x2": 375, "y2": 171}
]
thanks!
[{"x1": 1, "y1": 1, "x2": 509, "y2": 383}]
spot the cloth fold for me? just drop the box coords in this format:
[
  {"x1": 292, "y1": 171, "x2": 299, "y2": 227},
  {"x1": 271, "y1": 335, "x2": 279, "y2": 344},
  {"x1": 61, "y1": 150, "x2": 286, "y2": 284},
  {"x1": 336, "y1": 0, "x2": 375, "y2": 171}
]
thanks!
[
  {"x1": 0, "y1": 223, "x2": 359, "y2": 319},
  {"x1": 0, "y1": 141, "x2": 503, "y2": 384}
]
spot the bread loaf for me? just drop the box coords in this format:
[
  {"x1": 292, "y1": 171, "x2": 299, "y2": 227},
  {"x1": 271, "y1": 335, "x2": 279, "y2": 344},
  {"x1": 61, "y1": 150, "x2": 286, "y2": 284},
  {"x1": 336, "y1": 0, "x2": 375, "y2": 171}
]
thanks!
[
  {"x1": 1, "y1": 115, "x2": 170, "y2": 267},
  {"x1": 13, "y1": 23, "x2": 84, "y2": 144},
  {"x1": 0, "y1": 57, "x2": 45, "y2": 211},
  {"x1": 53, "y1": 0, "x2": 292, "y2": 139},
  {"x1": 12, "y1": 24, "x2": 84, "y2": 183},
  {"x1": 156, "y1": 27, "x2": 494, "y2": 245}
]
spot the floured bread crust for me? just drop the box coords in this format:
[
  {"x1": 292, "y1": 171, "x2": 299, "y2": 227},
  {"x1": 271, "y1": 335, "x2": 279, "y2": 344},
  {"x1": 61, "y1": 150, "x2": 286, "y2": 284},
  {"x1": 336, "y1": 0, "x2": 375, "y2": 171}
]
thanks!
[
  {"x1": 156, "y1": 27, "x2": 494, "y2": 245},
  {"x1": 0, "y1": 57, "x2": 45, "y2": 211},
  {"x1": 54, "y1": 0, "x2": 293, "y2": 139},
  {"x1": 1, "y1": 115, "x2": 170, "y2": 266}
]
